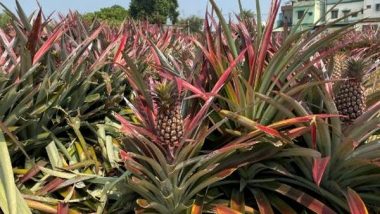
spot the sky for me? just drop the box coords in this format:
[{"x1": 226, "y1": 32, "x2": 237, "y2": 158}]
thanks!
[{"x1": 0, "y1": 0, "x2": 271, "y2": 19}]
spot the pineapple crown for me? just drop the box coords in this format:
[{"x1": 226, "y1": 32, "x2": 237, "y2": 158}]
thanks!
[
  {"x1": 152, "y1": 80, "x2": 181, "y2": 110},
  {"x1": 344, "y1": 58, "x2": 369, "y2": 80}
]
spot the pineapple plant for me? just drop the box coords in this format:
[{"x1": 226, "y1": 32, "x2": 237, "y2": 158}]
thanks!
[
  {"x1": 334, "y1": 59, "x2": 367, "y2": 122},
  {"x1": 152, "y1": 80, "x2": 184, "y2": 158}
]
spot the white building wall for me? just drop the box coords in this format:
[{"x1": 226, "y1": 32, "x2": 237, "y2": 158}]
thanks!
[
  {"x1": 326, "y1": 1, "x2": 364, "y2": 23},
  {"x1": 363, "y1": 0, "x2": 380, "y2": 18}
]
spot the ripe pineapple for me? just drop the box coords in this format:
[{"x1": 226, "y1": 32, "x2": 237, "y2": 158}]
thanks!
[
  {"x1": 334, "y1": 59, "x2": 367, "y2": 123},
  {"x1": 152, "y1": 80, "x2": 183, "y2": 156}
]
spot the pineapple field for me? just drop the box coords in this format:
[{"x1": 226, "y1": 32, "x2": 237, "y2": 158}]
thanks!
[{"x1": 0, "y1": 0, "x2": 380, "y2": 213}]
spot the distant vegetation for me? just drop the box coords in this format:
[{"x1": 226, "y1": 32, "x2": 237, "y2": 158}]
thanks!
[
  {"x1": 82, "y1": 5, "x2": 129, "y2": 26},
  {"x1": 178, "y1": 15, "x2": 204, "y2": 33},
  {"x1": 129, "y1": 0, "x2": 179, "y2": 24},
  {"x1": 0, "y1": 12, "x2": 11, "y2": 28},
  {"x1": 81, "y1": 3, "x2": 203, "y2": 34}
]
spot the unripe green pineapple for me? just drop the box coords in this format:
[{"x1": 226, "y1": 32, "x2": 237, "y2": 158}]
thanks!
[
  {"x1": 334, "y1": 59, "x2": 366, "y2": 122},
  {"x1": 152, "y1": 80, "x2": 183, "y2": 156}
]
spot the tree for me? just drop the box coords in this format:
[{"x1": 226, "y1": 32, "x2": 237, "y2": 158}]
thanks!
[
  {"x1": 0, "y1": 12, "x2": 11, "y2": 28},
  {"x1": 129, "y1": 0, "x2": 179, "y2": 25},
  {"x1": 178, "y1": 16, "x2": 203, "y2": 34},
  {"x1": 82, "y1": 5, "x2": 128, "y2": 26}
]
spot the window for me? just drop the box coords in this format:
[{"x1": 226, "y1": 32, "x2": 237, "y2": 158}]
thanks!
[
  {"x1": 297, "y1": 10, "x2": 304, "y2": 19},
  {"x1": 331, "y1": 10, "x2": 338, "y2": 19},
  {"x1": 342, "y1": 10, "x2": 350, "y2": 22},
  {"x1": 352, "y1": 12, "x2": 358, "y2": 18},
  {"x1": 367, "y1": 5, "x2": 371, "y2": 9},
  {"x1": 376, "y1": 4, "x2": 380, "y2": 11},
  {"x1": 363, "y1": 24, "x2": 378, "y2": 31}
]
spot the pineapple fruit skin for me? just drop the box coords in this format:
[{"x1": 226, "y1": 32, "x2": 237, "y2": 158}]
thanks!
[
  {"x1": 335, "y1": 81, "x2": 365, "y2": 122},
  {"x1": 153, "y1": 80, "x2": 184, "y2": 157},
  {"x1": 156, "y1": 103, "x2": 183, "y2": 151},
  {"x1": 334, "y1": 59, "x2": 367, "y2": 123},
  {"x1": 330, "y1": 52, "x2": 347, "y2": 81}
]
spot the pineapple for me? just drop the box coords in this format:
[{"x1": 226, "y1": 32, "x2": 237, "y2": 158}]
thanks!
[
  {"x1": 152, "y1": 80, "x2": 183, "y2": 156},
  {"x1": 330, "y1": 52, "x2": 347, "y2": 81},
  {"x1": 334, "y1": 59, "x2": 367, "y2": 123}
]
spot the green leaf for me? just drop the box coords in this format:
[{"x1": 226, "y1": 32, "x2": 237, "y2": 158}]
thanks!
[{"x1": 0, "y1": 131, "x2": 32, "y2": 214}]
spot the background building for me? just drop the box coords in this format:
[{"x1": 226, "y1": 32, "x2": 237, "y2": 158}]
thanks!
[
  {"x1": 361, "y1": 0, "x2": 380, "y2": 30},
  {"x1": 276, "y1": 0, "x2": 380, "y2": 30},
  {"x1": 277, "y1": 2, "x2": 293, "y2": 27},
  {"x1": 292, "y1": 0, "x2": 324, "y2": 29}
]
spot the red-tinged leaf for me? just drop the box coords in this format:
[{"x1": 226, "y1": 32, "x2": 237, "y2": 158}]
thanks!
[
  {"x1": 57, "y1": 202, "x2": 69, "y2": 214},
  {"x1": 211, "y1": 48, "x2": 247, "y2": 95},
  {"x1": 37, "y1": 177, "x2": 65, "y2": 195},
  {"x1": 114, "y1": 113, "x2": 158, "y2": 141},
  {"x1": 175, "y1": 77, "x2": 183, "y2": 94},
  {"x1": 114, "y1": 113, "x2": 136, "y2": 135},
  {"x1": 19, "y1": 160, "x2": 48, "y2": 184},
  {"x1": 256, "y1": 124, "x2": 282, "y2": 139},
  {"x1": 185, "y1": 98, "x2": 214, "y2": 136},
  {"x1": 249, "y1": 0, "x2": 280, "y2": 85},
  {"x1": 33, "y1": 25, "x2": 67, "y2": 64},
  {"x1": 113, "y1": 34, "x2": 127, "y2": 64},
  {"x1": 120, "y1": 150, "x2": 133, "y2": 161},
  {"x1": 26, "y1": 9, "x2": 42, "y2": 57},
  {"x1": 284, "y1": 127, "x2": 310, "y2": 139},
  {"x1": 347, "y1": 188, "x2": 369, "y2": 214},
  {"x1": 313, "y1": 157, "x2": 330, "y2": 186},
  {"x1": 192, "y1": 39, "x2": 218, "y2": 71},
  {"x1": 266, "y1": 182, "x2": 336, "y2": 214},
  {"x1": 215, "y1": 205, "x2": 241, "y2": 214},
  {"x1": 204, "y1": 16, "x2": 215, "y2": 55},
  {"x1": 253, "y1": 190, "x2": 274, "y2": 214},
  {"x1": 50, "y1": 176, "x2": 94, "y2": 193},
  {"x1": 273, "y1": 114, "x2": 341, "y2": 127},
  {"x1": 230, "y1": 189, "x2": 244, "y2": 212},
  {"x1": 91, "y1": 38, "x2": 120, "y2": 70},
  {"x1": 120, "y1": 151, "x2": 142, "y2": 175},
  {"x1": 190, "y1": 196, "x2": 204, "y2": 214},
  {"x1": 176, "y1": 78, "x2": 208, "y2": 100},
  {"x1": 311, "y1": 117, "x2": 317, "y2": 149},
  {"x1": 215, "y1": 168, "x2": 236, "y2": 179}
]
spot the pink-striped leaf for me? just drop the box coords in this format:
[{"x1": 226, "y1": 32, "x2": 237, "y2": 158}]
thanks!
[
  {"x1": 19, "y1": 160, "x2": 48, "y2": 184},
  {"x1": 211, "y1": 48, "x2": 247, "y2": 94},
  {"x1": 37, "y1": 177, "x2": 65, "y2": 195},
  {"x1": 256, "y1": 124, "x2": 283, "y2": 139},
  {"x1": 57, "y1": 202, "x2": 69, "y2": 214},
  {"x1": 214, "y1": 205, "x2": 241, "y2": 214},
  {"x1": 113, "y1": 34, "x2": 127, "y2": 64},
  {"x1": 26, "y1": 9, "x2": 42, "y2": 57},
  {"x1": 347, "y1": 188, "x2": 369, "y2": 214},
  {"x1": 33, "y1": 24, "x2": 67, "y2": 64},
  {"x1": 313, "y1": 156, "x2": 330, "y2": 186}
]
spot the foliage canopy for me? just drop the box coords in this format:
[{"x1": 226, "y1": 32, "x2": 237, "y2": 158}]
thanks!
[
  {"x1": 178, "y1": 16, "x2": 204, "y2": 33},
  {"x1": 129, "y1": 0, "x2": 179, "y2": 24},
  {"x1": 82, "y1": 5, "x2": 128, "y2": 26},
  {"x1": 0, "y1": 12, "x2": 11, "y2": 28}
]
